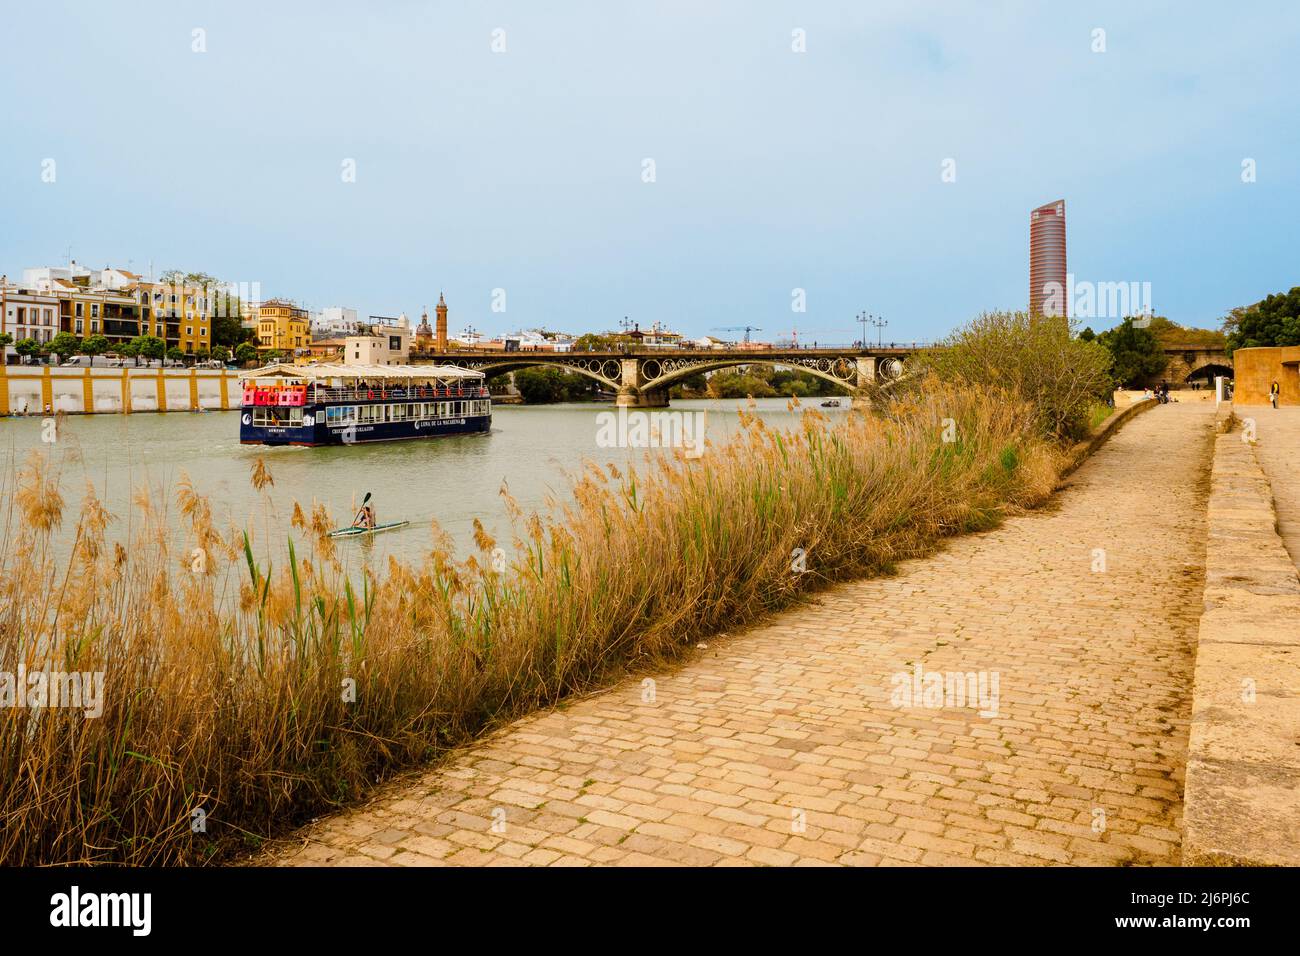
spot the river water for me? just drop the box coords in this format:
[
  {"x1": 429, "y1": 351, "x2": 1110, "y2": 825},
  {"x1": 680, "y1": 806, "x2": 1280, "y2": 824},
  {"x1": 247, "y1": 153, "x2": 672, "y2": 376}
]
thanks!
[{"x1": 0, "y1": 398, "x2": 849, "y2": 572}]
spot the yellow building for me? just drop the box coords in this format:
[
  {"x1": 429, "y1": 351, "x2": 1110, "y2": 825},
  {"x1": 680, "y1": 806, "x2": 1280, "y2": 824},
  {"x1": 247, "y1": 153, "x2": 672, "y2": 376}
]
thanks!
[
  {"x1": 44, "y1": 280, "x2": 140, "y2": 344},
  {"x1": 256, "y1": 300, "x2": 310, "y2": 355},
  {"x1": 134, "y1": 279, "x2": 214, "y2": 354}
]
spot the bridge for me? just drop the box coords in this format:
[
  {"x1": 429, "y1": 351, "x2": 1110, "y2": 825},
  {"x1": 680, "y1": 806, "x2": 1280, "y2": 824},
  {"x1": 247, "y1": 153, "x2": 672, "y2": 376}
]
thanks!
[
  {"x1": 411, "y1": 346, "x2": 918, "y2": 407},
  {"x1": 1160, "y1": 344, "x2": 1232, "y2": 385}
]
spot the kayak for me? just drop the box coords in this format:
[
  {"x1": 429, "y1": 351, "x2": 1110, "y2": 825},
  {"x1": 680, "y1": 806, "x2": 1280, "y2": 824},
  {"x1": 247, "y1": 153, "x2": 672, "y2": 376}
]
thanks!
[{"x1": 328, "y1": 520, "x2": 410, "y2": 538}]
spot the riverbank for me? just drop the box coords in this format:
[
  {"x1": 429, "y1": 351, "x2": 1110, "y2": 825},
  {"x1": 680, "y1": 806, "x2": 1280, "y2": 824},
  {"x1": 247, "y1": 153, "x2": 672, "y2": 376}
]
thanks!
[
  {"x1": 268, "y1": 400, "x2": 1212, "y2": 867},
  {"x1": 0, "y1": 363, "x2": 238, "y2": 414},
  {"x1": 0, "y1": 382, "x2": 1060, "y2": 864}
]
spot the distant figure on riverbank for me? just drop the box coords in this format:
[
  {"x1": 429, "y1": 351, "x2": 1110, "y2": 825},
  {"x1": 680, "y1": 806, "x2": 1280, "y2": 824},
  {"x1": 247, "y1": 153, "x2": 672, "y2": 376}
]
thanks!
[{"x1": 1270, "y1": 380, "x2": 1280, "y2": 409}]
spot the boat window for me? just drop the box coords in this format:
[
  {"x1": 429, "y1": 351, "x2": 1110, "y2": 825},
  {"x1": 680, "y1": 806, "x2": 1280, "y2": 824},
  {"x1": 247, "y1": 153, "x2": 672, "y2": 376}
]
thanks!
[{"x1": 251, "y1": 406, "x2": 304, "y2": 427}]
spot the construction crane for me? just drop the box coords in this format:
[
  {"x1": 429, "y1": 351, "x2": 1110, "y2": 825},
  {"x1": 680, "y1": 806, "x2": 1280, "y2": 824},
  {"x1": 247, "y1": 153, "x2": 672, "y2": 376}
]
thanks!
[
  {"x1": 711, "y1": 325, "x2": 762, "y2": 345},
  {"x1": 771, "y1": 325, "x2": 855, "y2": 349}
]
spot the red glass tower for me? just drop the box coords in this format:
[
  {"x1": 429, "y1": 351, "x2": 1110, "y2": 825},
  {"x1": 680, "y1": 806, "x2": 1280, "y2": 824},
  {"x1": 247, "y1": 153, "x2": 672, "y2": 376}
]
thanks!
[{"x1": 1029, "y1": 199, "x2": 1067, "y2": 317}]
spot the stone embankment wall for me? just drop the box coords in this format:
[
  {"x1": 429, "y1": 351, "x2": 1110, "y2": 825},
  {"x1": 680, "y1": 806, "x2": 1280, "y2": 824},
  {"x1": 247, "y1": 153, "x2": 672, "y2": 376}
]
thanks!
[
  {"x1": 0, "y1": 365, "x2": 239, "y2": 415},
  {"x1": 1182, "y1": 405, "x2": 1300, "y2": 866}
]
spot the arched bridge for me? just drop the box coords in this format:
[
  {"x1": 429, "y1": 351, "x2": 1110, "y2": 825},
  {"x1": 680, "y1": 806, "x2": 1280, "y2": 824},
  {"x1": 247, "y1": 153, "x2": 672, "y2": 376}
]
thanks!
[
  {"x1": 411, "y1": 346, "x2": 917, "y2": 407},
  {"x1": 1161, "y1": 344, "x2": 1232, "y2": 385}
]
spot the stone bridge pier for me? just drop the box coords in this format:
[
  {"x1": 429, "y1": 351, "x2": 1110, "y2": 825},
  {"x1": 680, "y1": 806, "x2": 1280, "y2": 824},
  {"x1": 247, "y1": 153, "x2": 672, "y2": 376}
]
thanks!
[{"x1": 616, "y1": 357, "x2": 669, "y2": 408}]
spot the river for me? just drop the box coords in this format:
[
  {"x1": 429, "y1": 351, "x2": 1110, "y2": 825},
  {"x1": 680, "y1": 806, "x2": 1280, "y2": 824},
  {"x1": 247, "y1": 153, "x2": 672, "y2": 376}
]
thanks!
[{"x1": 0, "y1": 398, "x2": 849, "y2": 572}]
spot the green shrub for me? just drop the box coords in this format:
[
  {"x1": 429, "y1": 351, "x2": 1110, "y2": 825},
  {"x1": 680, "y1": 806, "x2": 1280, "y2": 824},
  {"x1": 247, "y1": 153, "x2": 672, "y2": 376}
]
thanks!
[{"x1": 922, "y1": 311, "x2": 1113, "y2": 443}]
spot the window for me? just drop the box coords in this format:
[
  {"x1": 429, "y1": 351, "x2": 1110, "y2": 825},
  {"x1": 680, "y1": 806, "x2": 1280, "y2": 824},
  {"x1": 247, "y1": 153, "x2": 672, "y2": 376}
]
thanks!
[
  {"x1": 75, "y1": 320, "x2": 83, "y2": 334},
  {"x1": 43, "y1": 309, "x2": 52, "y2": 323},
  {"x1": 91, "y1": 321, "x2": 99, "y2": 333},
  {"x1": 252, "y1": 407, "x2": 304, "y2": 427},
  {"x1": 16, "y1": 307, "x2": 25, "y2": 322},
  {"x1": 186, "y1": 327, "x2": 192, "y2": 336},
  {"x1": 325, "y1": 405, "x2": 357, "y2": 426},
  {"x1": 91, "y1": 304, "x2": 100, "y2": 318},
  {"x1": 200, "y1": 327, "x2": 206, "y2": 337}
]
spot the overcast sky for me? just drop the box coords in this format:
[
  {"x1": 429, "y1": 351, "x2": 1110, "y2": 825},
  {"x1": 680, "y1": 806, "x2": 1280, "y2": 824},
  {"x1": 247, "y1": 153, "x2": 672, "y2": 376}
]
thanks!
[{"x1": 2, "y1": 1, "x2": 1297, "y2": 342}]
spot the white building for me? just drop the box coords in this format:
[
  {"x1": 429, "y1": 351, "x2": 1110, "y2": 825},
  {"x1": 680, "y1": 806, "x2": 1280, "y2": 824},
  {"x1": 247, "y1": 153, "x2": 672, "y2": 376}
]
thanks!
[
  {"x1": 344, "y1": 314, "x2": 411, "y2": 366},
  {"x1": 0, "y1": 276, "x2": 60, "y2": 344},
  {"x1": 22, "y1": 260, "x2": 93, "y2": 292},
  {"x1": 313, "y1": 306, "x2": 361, "y2": 337}
]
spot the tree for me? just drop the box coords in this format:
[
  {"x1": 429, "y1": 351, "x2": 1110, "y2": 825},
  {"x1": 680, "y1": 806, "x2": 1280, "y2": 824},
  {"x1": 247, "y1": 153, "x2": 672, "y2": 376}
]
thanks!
[
  {"x1": 1224, "y1": 287, "x2": 1300, "y2": 352},
  {"x1": 235, "y1": 343, "x2": 259, "y2": 366},
  {"x1": 1078, "y1": 327, "x2": 1096, "y2": 342},
  {"x1": 81, "y1": 334, "x2": 110, "y2": 356},
  {"x1": 193, "y1": 347, "x2": 211, "y2": 361},
  {"x1": 166, "y1": 347, "x2": 186, "y2": 362},
  {"x1": 211, "y1": 314, "x2": 247, "y2": 348},
  {"x1": 48, "y1": 332, "x2": 81, "y2": 361},
  {"x1": 707, "y1": 368, "x2": 778, "y2": 399},
  {"x1": 1097, "y1": 318, "x2": 1168, "y2": 387},
  {"x1": 514, "y1": 367, "x2": 568, "y2": 403},
  {"x1": 130, "y1": 335, "x2": 166, "y2": 362},
  {"x1": 1138, "y1": 315, "x2": 1226, "y2": 349},
  {"x1": 14, "y1": 338, "x2": 43, "y2": 361},
  {"x1": 118, "y1": 340, "x2": 140, "y2": 365},
  {"x1": 211, "y1": 345, "x2": 231, "y2": 364},
  {"x1": 573, "y1": 333, "x2": 618, "y2": 352},
  {"x1": 925, "y1": 311, "x2": 1114, "y2": 442}
]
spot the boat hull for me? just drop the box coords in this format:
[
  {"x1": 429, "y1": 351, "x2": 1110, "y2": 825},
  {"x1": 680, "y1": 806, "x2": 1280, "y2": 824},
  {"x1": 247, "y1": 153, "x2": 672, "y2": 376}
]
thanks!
[{"x1": 240, "y1": 404, "x2": 491, "y2": 447}]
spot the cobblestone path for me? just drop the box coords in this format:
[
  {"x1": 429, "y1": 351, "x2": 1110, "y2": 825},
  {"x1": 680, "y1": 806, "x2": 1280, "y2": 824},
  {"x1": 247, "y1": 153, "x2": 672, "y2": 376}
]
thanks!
[{"x1": 270, "y1": 403, "x2": 1215, "y2": 867}]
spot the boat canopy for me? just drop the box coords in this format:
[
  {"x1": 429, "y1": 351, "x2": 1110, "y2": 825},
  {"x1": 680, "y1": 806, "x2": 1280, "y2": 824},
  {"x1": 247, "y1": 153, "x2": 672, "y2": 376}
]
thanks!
[{"x1": 239, "y1": 362, "x2": 485, "y2": 384}]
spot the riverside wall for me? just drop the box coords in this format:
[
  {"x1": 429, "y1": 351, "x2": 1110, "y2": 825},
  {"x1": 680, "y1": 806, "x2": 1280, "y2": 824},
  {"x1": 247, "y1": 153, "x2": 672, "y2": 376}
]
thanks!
[{"x1": 0, "y1": 365, "x2": 239, "y2": 415}]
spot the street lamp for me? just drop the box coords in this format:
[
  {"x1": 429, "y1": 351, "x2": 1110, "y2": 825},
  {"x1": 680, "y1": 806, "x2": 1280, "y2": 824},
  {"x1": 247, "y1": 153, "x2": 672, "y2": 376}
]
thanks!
[
  {"x1": 870, "y1": 315, "x2": 888, "y2": 349},
  {"x1": 856, "y1": 312, "x2": 870, "y2": 349}
]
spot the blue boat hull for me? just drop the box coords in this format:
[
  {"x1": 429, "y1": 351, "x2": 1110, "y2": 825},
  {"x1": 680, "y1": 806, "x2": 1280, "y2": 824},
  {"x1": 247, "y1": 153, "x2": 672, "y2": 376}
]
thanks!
[{"x1": 240, "y1": 404, "x2": 491, "y2": 446}]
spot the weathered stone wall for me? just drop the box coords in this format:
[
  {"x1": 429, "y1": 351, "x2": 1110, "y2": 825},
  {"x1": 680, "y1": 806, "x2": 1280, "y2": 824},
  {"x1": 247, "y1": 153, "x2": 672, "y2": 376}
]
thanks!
[
  {"x1": 1181, "y1": 406, "x2": 1300, "y2": 865},
  {"x1": 0, "y1": 365, "x2": 237, "y2": 415},
  {"x1": 1231, "y1": 345, "x2": 1300, "y2": 406}
]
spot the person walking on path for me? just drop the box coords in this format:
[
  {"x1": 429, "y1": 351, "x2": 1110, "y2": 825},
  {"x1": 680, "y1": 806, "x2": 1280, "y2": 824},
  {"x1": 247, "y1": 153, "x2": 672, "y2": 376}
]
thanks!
[{"x1": 1271, "y1": 380, "x2": 1281, "y2": 409}]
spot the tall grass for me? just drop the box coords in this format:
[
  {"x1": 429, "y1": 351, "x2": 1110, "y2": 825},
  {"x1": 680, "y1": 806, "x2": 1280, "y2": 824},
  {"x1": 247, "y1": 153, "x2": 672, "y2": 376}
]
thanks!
[{"x1": 0, "y1": 379, "x2": 1060, "y2": 864}]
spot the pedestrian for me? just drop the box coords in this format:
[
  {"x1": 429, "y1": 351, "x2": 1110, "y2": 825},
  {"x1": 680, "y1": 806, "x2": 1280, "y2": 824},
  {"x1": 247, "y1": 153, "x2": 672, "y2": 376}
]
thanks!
[{"x1": 1270, "y1": 380, "x2": 1280, "y2": 409}]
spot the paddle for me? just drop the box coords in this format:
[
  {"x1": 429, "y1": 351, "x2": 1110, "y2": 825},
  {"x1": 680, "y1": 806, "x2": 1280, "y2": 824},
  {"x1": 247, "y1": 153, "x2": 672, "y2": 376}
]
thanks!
[{"x1": 352, "y1": 492, "x2": 372, "y2": 528}]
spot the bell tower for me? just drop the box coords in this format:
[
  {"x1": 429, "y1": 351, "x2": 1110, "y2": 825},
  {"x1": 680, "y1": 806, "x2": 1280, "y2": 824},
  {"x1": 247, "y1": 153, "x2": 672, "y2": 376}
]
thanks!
[{"x1": 435, "y1": 291, "x2": 448, "y2": 351}]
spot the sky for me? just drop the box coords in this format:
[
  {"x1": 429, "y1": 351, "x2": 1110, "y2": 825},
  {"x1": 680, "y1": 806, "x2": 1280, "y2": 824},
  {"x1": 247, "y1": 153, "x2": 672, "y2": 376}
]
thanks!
[{"x1": 2, "y1": 0, "x2": 1297, "y2": 343}]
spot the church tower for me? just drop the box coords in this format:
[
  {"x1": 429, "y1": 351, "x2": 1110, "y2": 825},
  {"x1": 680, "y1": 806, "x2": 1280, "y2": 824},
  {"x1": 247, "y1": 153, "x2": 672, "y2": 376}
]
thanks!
[
  {"x1": 435, "y1": 292, "x2": 448, "y2": 351},
  {"x1": 415, "y1": 306, "x2": 433, "y2": 351}
]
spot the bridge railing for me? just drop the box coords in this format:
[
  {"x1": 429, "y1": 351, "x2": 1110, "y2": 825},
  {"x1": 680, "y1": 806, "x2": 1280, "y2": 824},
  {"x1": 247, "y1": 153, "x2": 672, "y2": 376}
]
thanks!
[{"x1": 412, "y1": 341, "x2": 937, "y2": 357}]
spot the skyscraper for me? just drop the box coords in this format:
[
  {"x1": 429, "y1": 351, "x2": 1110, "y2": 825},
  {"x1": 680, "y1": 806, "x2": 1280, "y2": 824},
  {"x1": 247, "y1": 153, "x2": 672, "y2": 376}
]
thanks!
[{"x1": 1029, "y1": 199, "x2": 1067, "y2": 317}]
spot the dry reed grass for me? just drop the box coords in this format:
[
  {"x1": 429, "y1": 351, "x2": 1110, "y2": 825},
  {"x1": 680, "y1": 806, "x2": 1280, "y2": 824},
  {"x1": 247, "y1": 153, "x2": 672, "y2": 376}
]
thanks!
[{"x1": 0, "y1": 378, "x2": 1059, "y2": 864}]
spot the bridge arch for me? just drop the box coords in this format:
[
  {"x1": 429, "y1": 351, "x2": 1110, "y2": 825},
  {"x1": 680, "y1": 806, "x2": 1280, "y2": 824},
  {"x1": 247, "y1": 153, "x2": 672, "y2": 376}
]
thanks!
[
  {"x1": 1184, "y1": 361, "x2": 1233, "y2": 384},
  {"x1": 438, "y1": 358, "x2": 622, "y2": 392},
  {"x1": 640, "y1": 355, "x2": 872, "y2": 393}
]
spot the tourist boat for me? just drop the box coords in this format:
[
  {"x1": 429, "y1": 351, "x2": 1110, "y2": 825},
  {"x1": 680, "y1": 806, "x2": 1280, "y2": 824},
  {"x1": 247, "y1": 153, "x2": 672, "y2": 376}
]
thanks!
[{"x1": 238, "y1": 363, "x2": 491, "y2": 446}]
